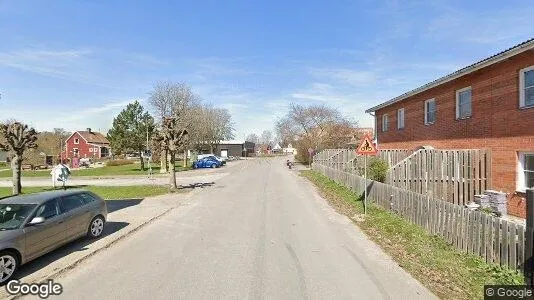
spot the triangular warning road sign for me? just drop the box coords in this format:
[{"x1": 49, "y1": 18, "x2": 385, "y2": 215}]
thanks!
[{"x1": 356, "y1": 134, "x2": 378, "y2": 155}]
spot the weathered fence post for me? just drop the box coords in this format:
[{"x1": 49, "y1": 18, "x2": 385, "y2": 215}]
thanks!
[{"x1": 525, "y1": 189, "x2": 534, "y2": 285}]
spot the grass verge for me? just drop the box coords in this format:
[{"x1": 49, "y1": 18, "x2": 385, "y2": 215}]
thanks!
[
  {"x1": 0, "y1": 162, "x2": 192, "y2": 178},
  {"x1": 0, "y1": 185, "x2": 175, "y2": 200},
  {"x1": 300, "y1": 170, "x2": 523, "y2": 300}
]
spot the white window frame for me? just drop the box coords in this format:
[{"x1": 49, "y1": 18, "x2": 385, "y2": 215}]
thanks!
[
  {"x1": 520, "y1": 65, "x2": 534, "y2": 109},
  {"x1": 397, "y1": 108, "x2": 405, "y2": 129},
  {"x1": 518, "y1": 152, "x2": 534, "y2": 192},
  {"x1": 424, "y1": 98, "x2": 436, "y2": 125},
  {"x1": 73, "y1": 148, "x2": 79, "y2": 157},
  {"x1": 74, "y1": 138, "x2": 79, "y2": 145},
  {"x1": 89, "y1": 148, "x2": 93, "y2": 152},
  {"x1": 382, "y1": 114, "x2": 389, "y2": 132},
  {"x1": 456, "y1": 86, "x2": 472, "y2": 119}
]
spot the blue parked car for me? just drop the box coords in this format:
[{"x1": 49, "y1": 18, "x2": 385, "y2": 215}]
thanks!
[{"x1": 192, "y1": 157, "x2": 221, "y2": 169}]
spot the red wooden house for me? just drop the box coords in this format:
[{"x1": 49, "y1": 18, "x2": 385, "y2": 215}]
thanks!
[{"x1": 63, "y1": 128, "x2": 111, "y2": 160}]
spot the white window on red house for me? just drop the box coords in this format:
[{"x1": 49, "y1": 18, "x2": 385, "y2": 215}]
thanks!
[
  {"x1": 424, "y1": 99, "x2": 436, "y2": 124},
  {"x1": 74, "y1": 138, "x2": 79, "y2": 144},
  {"x1": 73, "y1": 148, "x2": 79, "y2": 157},
  {"x1": 382, "y1": 114, "x2": 389, "y2": 132},
  {"x1": 89, "y1": 148, "x2": 93, "y2": 152},
  {"x1": 520, "y1": 66, "x2": 534, "y2": 108},
  {"x1": 456, "y1": 87, "x2": 472, "y2": 119},
  {"x1": 397, "y1": 108, "x2": 405, "y2": 129},
  {"x1": 519, "y1": 153, "x2": 534, "y2": 191}
]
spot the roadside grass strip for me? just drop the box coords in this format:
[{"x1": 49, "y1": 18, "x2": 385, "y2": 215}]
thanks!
[
  {"x1": 300, "y1": 170, "x2": 523, "y2": 300},
  {"x1": 0, "y1": 162, "x2": 191, "y2": 178},
  {"x1": 0, "y1": 185, "x2": 176, "y2": 200}
]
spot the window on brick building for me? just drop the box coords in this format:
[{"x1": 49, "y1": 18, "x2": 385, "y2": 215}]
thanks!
[
  {"x1": 424, "y1": 99, "x2": 436, "y2": 124},
  {"x1": 382, "y1": 114, "x2": 389, "y2": 132},
  {"x1": 397, "y1": 108, "x2": 405, "y2": 129},
  {"x1": 74, "y1": 138, "x2": 79, "y2": 144},
  {"x1": 89, "y1": 148, "x2": 93, "y2": 152},
  {"x1": 520, "y1": 66, "x2": 534, "y2": 108},
  {"x1": 518, "y1": 152, "x2": 534, "y2": 192},
  {"x1": 456, "y1": 87, "x2": 472, "y2": 119}
]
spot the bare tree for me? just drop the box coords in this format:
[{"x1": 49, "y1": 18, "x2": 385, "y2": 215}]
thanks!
[
  {"x1": 276, "y1": 103, "x2": 358, "y2": 162},
  {"x1": 0, "y1": 122, "x2": 38, "y2": 195},
  {"x1": 245, "y1": 133, "x2": 259, "y2": 144},
  {"x1": 186, "y1": 105, "x2": 234, "y2": 155},
  {"x1": 260, "y1": 130, "x2": 273, "y2": 146}
]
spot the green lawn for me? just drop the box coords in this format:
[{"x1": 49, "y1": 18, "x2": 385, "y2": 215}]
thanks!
[
  {"x1": 0, "y1": 185, "x2": 174, "y2": 200},
  {"x1": 0, "y1": 162, "x2": 192, "y2": 178},
  {"x1": 300, "y1": 170, "x2": 523, "y2": 300}
]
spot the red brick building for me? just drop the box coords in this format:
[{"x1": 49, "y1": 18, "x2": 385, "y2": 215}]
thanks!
[
  {"x1": 366, "y1": 39, "x2": 534, "y2": 218},
  {"x1": 64, "y1": 128, "x2": 111, "y2": 160}
]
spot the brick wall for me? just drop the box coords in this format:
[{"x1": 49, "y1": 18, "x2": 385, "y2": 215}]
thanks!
[{"x1": 375, "y1": 50, "x2": 534, "y2": 218}]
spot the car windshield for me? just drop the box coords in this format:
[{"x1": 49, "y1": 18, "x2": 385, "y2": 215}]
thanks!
[{"x1": 0, "y1": 204, "x2": 37, "y2": 230}]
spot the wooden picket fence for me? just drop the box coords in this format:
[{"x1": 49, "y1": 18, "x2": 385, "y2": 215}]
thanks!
[
  {"x1": 386, "y1": 149, "x2": 492, "y2": 205},
  {"x1": 312, "y1": 163, "x2": 525, "y2": 271},
  {"x1": 312, "y1": 148, "x2": 413, "y2": 172}
]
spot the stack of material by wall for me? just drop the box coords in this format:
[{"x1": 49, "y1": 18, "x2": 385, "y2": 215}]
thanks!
[
  {"x1": 474, "y1": 194, "x2": 490, "y2": 209},
  {"x1": 484, "y1": 190, "x2": 507, "y2": 215}
]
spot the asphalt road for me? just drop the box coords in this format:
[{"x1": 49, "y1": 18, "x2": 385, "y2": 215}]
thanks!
[{"x1": 24, "y1": 157, "x2": 435, "y2": 300}]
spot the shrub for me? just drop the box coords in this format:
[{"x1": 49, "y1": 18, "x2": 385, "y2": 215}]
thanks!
[
  {"x1": 366, "y1": 157, "x2": 389, "y2": 183},
  {"x1": 0, "y1": 162, "x2": 6, "y2": 168},
  {"x1": 105, "y1": 159, "x2": 135, "y2": 167}
]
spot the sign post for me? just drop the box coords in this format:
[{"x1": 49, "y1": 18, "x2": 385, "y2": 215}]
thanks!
[{"x1": 356, "y1": 134, "x2": 379, "y2": 214}]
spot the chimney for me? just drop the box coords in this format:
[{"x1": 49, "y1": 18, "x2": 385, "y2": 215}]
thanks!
[{"x1": 87, "y1": 128, "x2": 92, "y2": 133}]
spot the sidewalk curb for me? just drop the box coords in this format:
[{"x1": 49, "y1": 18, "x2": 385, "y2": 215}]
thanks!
[{"x1": 5, "y1": 189, "x2": 202, "y2": 300}]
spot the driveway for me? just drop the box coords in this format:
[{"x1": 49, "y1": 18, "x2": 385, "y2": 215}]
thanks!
[{"x1": 19, "y1": 157, "x2": 435, "y2": 299}]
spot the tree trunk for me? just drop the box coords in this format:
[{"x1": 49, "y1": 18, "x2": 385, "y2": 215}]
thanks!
[
  {"x1": 139, "y1": 150, "x2": 145, "y2": 171},
  {"x1": 183, "y1": 150, "x2": 187, "y2": 167},
  {"x1": 169, "y1": 151, "x2": 177, "y2": 189},
  {"x1": 160, "y1": 149, "x2": 168, "y2": 173},
  {"x1": 12, "y1": 155, "x2": 22, "y2": 195}
]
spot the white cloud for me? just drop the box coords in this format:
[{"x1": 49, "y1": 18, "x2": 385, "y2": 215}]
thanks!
[{"x1": 1, "y1": 99, "x2": 140, "y2": 134}]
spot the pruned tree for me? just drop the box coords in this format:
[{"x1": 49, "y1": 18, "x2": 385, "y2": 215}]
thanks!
[
  {"x1": 148, "y1": 81, "x2": 200, "y2": 173},
  {"x1": 107, "y1": 100, "x2": 155, "y2": 170},
  {"x1": 154, "y1": 117, "x2": 188, "y2": 189},
  {"x1": 276, "y1": 103, "x2": 358, "y2": 163},
  {"x1": 0, "y1": 122, "x2": 38, "y2": 195}
]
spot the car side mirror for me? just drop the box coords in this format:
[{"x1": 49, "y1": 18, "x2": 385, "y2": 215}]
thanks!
[{"x1": 28, "y1": 216, "x2": 45, "y2": 226}]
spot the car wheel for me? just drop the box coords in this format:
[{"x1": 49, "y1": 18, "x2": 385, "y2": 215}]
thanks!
[
  {"x1": 0, "y1": 251, "x2": 19, "y2": 284},
  {"x1": 87, "y1": 216, "x2": 105, "y2": 238},
  {"x1": 211, "y1": 164, "x2": 217, "y2": 168}
]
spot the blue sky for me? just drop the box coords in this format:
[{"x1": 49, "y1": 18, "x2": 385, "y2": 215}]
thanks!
[{"x1": 0, "y1": 0, "x2": 533, "y2": 139}]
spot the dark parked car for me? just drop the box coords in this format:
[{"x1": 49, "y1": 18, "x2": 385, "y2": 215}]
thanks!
[
  {"x1": 0, "y1": 190, "x2": 108, "y2": 284},
  {"x1": 192, "y1": 157, "x2": 222, "y2": 169}
]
